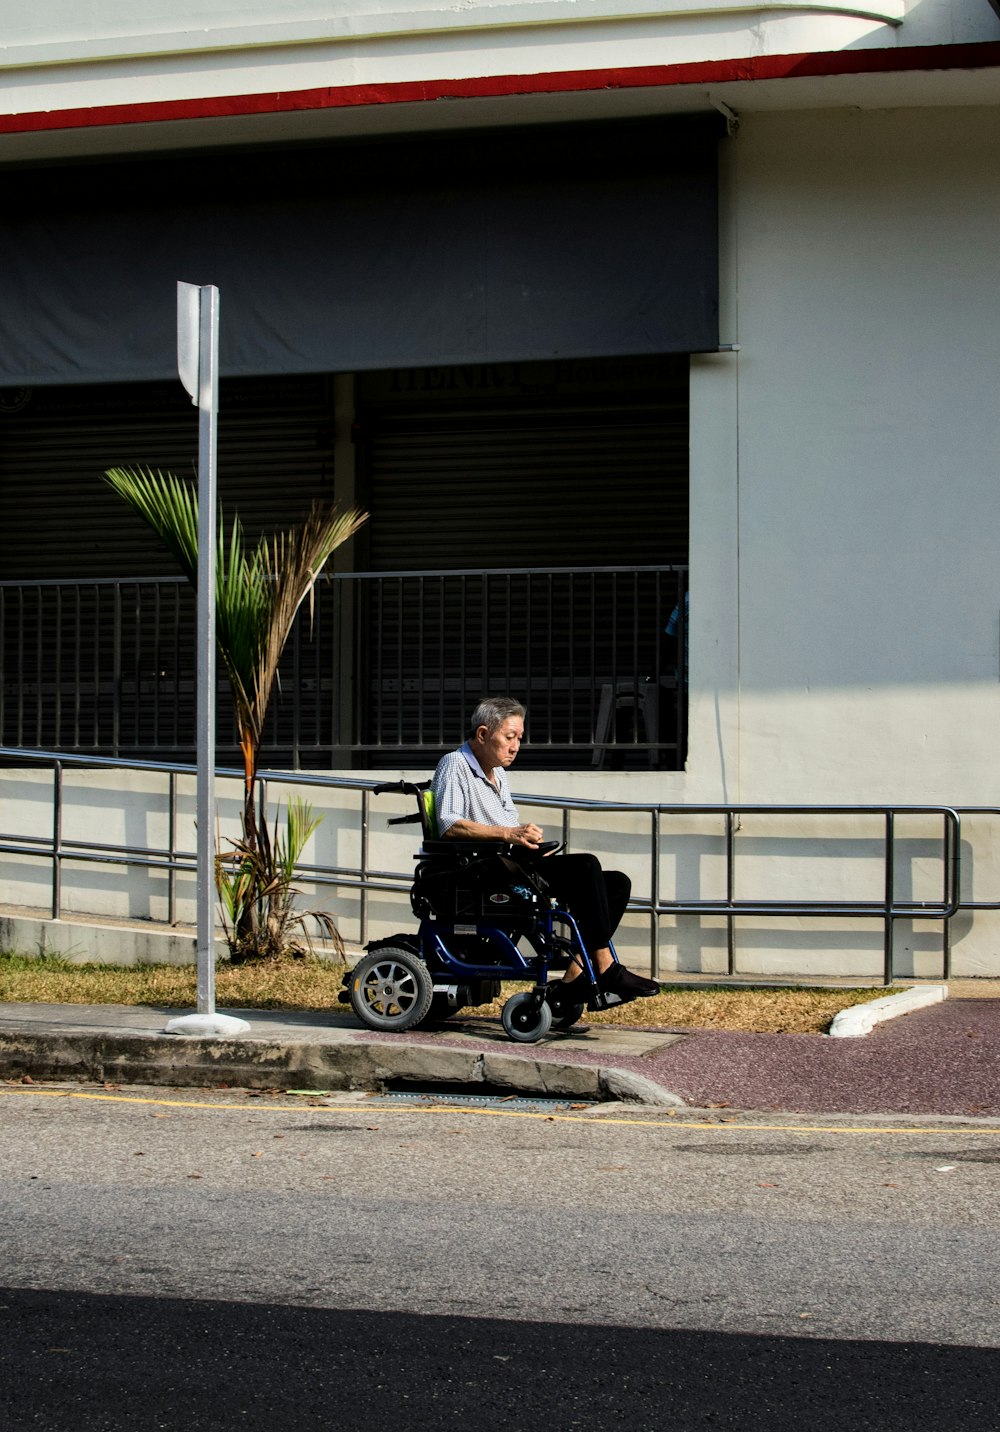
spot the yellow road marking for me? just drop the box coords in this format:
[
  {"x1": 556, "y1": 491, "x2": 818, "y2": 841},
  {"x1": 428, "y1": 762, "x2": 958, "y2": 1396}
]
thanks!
[{"x1": 2, "y1": 1084, "x2": 1000, "y2": 1135}]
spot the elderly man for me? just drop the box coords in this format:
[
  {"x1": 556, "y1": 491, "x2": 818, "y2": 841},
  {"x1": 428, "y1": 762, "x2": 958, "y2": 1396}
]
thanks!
[{"x1": 432, "y1": 696, "x2": 660, "y2": 1009}]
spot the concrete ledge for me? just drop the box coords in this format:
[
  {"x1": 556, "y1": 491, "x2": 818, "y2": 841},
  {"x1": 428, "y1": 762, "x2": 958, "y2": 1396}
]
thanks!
[
  {"x1": 0, "y1": 913, "x2": 207, "y2": 967},
  {"x1": 0, "y1": 911, "x2": 347, "y2": 968},
  {"x1": 0, "y1": 1024, "x2": 687, "y2": 1105},
  {"x1": 827, "y1": 984, "x2": 948, "y2": 1038},
  {"x1": 0, "y1": 1030, "x2": 463, "y2": 1091}
]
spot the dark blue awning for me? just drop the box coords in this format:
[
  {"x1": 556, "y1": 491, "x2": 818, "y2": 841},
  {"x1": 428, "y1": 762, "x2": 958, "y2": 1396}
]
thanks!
[{"x1": 0, "y1": 115, "x2": 722, "y2": 385}]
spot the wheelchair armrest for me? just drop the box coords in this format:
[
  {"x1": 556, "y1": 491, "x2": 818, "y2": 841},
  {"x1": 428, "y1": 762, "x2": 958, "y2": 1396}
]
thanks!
[
  {"x1": 418, "y1": 838, "x2": 515, "y2": 858},
  {"x1": 416, "y1": 838, "x2": 564, "y2": 867}
]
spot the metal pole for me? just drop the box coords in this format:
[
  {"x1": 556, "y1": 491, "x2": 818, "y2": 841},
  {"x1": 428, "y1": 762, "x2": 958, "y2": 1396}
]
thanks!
[
  {"x1": 195, "y1": 286, "x2": 219, "y2": 1016},
  {"x1": 360, "y1": 787, "x2": 371, "y2": 949},
  {"x1": 166, "y1": 281, "x2": 249, "y2": 1039},
  {"x1": 168, "y1": 771, "x2": 178, "y2": 928},
  {"x1": 942, "y1": 811, "x2": 954, "y2": 980}
]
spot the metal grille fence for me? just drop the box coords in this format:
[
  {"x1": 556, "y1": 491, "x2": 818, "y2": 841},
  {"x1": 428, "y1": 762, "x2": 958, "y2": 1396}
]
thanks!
[{"x1": 0, "y1": 566, "x2": 688, "y2": 769}]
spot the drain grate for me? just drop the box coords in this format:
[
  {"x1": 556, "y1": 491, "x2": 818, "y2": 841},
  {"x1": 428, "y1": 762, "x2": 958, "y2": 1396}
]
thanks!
[{"x1": 375, "y1": 1086, "x2": 600, "y2": 1113}]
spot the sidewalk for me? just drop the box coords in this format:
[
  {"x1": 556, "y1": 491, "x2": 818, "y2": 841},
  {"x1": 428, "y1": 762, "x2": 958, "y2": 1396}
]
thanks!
[{"x1": 2, "y1": 991, "x2": 1000, "y2": 1118}]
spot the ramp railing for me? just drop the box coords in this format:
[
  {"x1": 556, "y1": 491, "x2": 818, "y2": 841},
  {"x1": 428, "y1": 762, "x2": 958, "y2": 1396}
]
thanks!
[{"x1": 0, "y1": 747, "x2": 976, "y2": 985}]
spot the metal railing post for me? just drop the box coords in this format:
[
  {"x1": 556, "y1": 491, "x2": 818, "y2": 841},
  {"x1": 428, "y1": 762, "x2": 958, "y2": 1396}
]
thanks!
[
  {"x1": 726, "y1": 810, "x2": 736, "y2": 976},
  {"x1": 51, "y1": 761, "x2": 63, "y2": 920},
  {"x1": 884, "y1": 810, "x2": 895, "y2": 986},
  {"x1": 168, "y1": 771, "x2": 178, "y2": 927},
  {"x1": 112, "y1": 582, "x2": 122, "y2": 759},
  {"x1": 360, "y1": 787, "x2": 371, "y2": 948},
  {"x1": 650, "y1": 808, "x2": 660, "y2": 979},
  {"x1": 943, "y1": 810, "x2": 955, "y2": 980}
]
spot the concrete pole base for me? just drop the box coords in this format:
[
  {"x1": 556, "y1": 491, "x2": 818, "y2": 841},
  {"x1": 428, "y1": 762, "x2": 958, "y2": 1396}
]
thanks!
[{"x1": 164, "y1": 1012, "x2": 252, "y2": 1037}]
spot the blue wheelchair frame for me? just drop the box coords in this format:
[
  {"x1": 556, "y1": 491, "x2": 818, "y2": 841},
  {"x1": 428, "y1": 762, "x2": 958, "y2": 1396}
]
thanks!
[{"x1": 341, "y1": 780, "x2": 619, "y2": 1042}]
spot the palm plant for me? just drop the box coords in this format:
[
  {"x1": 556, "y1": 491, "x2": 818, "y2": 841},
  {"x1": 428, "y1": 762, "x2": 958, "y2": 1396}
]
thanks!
[
  {"x1": 216, "y1": 795, "x2": 344, "y2": 962},
  {"x1": 103, "y1": 465, "x2": 366, "y2": 956}
]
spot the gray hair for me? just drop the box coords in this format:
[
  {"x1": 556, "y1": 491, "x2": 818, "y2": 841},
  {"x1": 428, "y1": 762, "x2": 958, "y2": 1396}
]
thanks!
[{"x1": 467, "y1": 696, "x2": 526, "y2": 739}]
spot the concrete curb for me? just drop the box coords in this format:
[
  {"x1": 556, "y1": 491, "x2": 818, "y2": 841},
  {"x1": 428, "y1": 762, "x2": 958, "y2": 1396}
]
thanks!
[
  {"x1": 0, "y1": 1026, "x2": 687, "y2": 1106},
  {"x1": 597, "y1": 1068, "x2": 687, "y2": 1106},
  {"x1": 827, "y1": 984, "x2": 948, "y2": 1038}
]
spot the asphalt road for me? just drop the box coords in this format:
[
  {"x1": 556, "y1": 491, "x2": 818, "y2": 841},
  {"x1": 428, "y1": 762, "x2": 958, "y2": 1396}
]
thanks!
[{"x1": 2, "y1": 1083, "x2": 999, "y2": 1430}]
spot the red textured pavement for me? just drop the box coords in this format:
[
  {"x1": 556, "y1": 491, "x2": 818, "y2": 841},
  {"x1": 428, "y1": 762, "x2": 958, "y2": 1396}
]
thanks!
[{"x1": 610, "y1": 999, "x2": 1000, "y2": 1117}]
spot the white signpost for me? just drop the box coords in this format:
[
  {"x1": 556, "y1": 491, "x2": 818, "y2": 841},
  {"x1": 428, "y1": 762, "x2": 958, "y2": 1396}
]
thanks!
[{"x1": 166, "y1": 282, "x2": 250, "y2": 1039}]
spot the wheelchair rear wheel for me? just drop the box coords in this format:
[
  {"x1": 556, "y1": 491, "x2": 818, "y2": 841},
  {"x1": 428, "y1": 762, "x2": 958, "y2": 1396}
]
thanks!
[
  {"x1": 501, "y1": 991, "x2": 553, "y2": 1043},
  {"x1": 350, "y1": 948, "x2": 434, "y2": 1032}
]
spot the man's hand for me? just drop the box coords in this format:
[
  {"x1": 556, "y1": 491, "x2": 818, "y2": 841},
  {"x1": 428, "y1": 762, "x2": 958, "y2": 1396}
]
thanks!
[{"x1": 507, "y1": 822, "x2": 544, "y2": 848}]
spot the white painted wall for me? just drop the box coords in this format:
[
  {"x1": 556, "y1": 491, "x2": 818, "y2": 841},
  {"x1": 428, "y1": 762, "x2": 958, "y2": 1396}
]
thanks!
[
  {"x1": 686, "y1": 103, "x2": 1000, "y2": 974},
  {"x1": 727, "y1": 105, "x2": 1000, "y2": 808}
]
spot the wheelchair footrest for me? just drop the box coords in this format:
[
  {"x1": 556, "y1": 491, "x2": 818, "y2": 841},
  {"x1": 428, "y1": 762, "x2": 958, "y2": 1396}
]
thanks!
[{"x1": 584, "y1": 988, "x2": 628, "y2": 1012}]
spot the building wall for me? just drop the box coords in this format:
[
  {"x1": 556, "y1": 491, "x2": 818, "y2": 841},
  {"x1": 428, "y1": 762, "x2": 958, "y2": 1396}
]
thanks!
[
  {"x1": 515, "y1": 103, "x2": 1000, "y2": 976},
  {"x1": 724, "y1": 103, "x2": 1000, "y2": 809},
  {"x1": 3, "y1": 104, "x2": 999, "y2": 979}
]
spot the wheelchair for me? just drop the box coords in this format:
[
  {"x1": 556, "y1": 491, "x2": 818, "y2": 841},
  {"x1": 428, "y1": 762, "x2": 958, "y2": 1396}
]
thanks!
[{"x1": 339, "y1": 779, "x2": 624, "y2": 1044}]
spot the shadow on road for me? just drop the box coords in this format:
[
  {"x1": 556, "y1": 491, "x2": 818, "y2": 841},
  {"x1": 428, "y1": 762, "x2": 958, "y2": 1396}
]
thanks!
[{"x1": 2, "y1": 1285, "x2": 996, "y2": 1430}]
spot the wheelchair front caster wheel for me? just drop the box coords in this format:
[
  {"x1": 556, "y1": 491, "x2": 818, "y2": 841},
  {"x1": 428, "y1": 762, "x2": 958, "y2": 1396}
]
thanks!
[{"x1": 501, "y1": 991, "x2": 553, "y2": 1043}]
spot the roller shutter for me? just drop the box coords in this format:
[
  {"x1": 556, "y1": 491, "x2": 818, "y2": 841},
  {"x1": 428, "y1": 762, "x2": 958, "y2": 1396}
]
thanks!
[
  {"x1": 0, "y1": 375, "x2": 338, "y2": 762},
  {"x1": 0, "y1": 374, "x2": 336, "y2": 580},
  {"x1": 358, "y1": 357, "x2": 688, "y2": 570},
  {"x1": 354, "y1": 356, "x2": 688, "y2": 761}
]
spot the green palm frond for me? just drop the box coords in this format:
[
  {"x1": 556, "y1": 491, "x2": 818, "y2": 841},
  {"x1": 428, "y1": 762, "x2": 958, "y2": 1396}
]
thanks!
[
  {"x1": 102, "y1": 466, "x2": 366, "y2": 768},
  {"x1": 255, "y1": 501, "x2": 368, "y2": 724},
  {"x1": 104, "y1": 466, "x2": 200, "y2": 582},
  {"x1": 275, "y1": 796, "x2": 323, "y2": 886}
]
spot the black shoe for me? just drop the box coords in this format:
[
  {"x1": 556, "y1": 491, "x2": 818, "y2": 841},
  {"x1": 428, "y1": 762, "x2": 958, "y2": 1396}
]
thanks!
[
  {"x1": 547, "y1": 978, "x2": 590, "y2": 1013},
  {"x1": 597, "y1": 964, "x2": 660, "y2": 1004}
]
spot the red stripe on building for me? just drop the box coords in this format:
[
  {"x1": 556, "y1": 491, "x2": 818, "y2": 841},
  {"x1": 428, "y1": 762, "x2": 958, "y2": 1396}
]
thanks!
[{"x1": 2, "y1": 41, "x2": 999, "y2": 135}]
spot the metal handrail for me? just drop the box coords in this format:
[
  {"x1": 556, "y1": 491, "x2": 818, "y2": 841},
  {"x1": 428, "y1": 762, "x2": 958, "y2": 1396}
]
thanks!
[{"x1": 0, "y1": 747, "x2": 976, "y2": 985}]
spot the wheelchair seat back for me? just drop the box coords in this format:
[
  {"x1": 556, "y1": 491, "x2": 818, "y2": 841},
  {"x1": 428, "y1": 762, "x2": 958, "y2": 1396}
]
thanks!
[{"x1": 374, "y1": 777, "x2": 551, "y2": 926}]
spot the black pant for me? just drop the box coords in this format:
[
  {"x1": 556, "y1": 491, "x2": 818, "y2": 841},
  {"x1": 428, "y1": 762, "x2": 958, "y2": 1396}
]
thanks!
[{"x1": 537, "y1": 853, "x2": 631, "y2": 954}]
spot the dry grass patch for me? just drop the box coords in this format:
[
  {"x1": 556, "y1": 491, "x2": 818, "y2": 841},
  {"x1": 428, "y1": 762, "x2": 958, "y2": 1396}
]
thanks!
[
  {"x1": 469, "y1": 981, "x2": 891, "y2": 1034},
  {"x1": 584, "y1": 984, "x2": 891, "y2": 1034},
  {"x1": 0, "y1": 954, "x2": 893, "y2": 1034},
  {"x1": 0, "y1": 954, "x2": 352, "y2": 1011}
]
